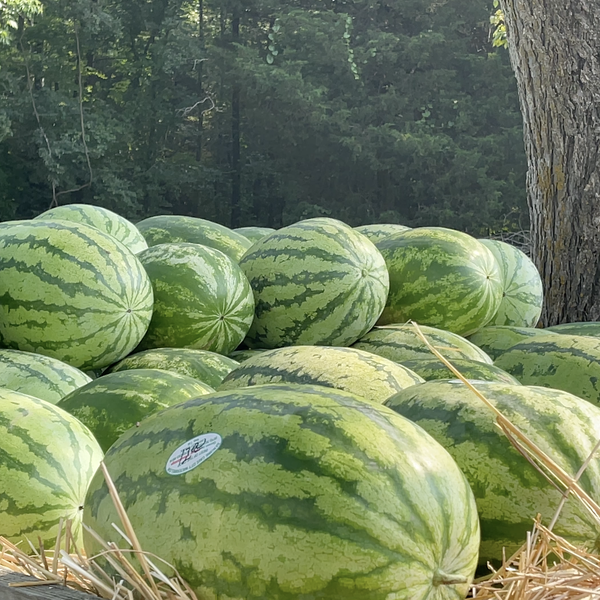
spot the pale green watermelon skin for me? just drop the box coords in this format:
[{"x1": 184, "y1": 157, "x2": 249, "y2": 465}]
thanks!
[
  {"x1": 233, "y1": 226, "x2": 276, "y2": 243},
  {"x1": 0, "y1": 388, "x2": 103, "y2": 549},
  {"x1": 546, "y1": 322, "x2": 600, "y2": 337},
  {"x1": 228, "y1": 348, "x2": 267, "y2": 362},
  {"x1": 479, "y1": 239, "x2": 543, "y2": 327},
  {"x1": 354, "y1": 223, "x2": 411, "y2": 243},
  {"x1": 239, "y1": 217, "x2": 390, "y2": 349},
  {"x1": 377, "y1": 227, "x2": 503, "y2": 336},
  {"x1": 466, "y1": 325, "x2": 558, "y2": 361},
  {"x1": 352, "y1": 324, "x2": 493, "y2": 365},
  {"x1": 0, "y1": 220, "x2": 154, "y2": 370},
  {"x1": 493, "y1": 334, "x2": 600, "y2": 405},
  {"x1": 58, "y1": 369, "x2": 214, "y2": 452},
  {"x1": 384, "y1": 380, "x2": 600, "y2": 564},
  {"x1": 83, "y1": 383, "x2": 479, "y2": 600},
  {"x1": 136, "y1": 243, "x2": 254, "y2": 354},
  {"x1": 218, "y1": 345, "x2": 424, "y2": 403},
  {"x1": 136, "y1": 215, "x2": 252, "y2": 262},
  {"x1": 35, "y1": 204, "x2": 148, "y2": 254},
  {"x1": 108, "y1": 348, "x2": 239, "y2": 388},
  {"x1": 0, "y1": 349, "x2": 92, "y2": 404}
]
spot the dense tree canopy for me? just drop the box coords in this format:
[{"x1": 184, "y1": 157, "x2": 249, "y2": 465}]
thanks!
[{"x1": 0, "y1": 0, "x2": 526, "y2": 234}]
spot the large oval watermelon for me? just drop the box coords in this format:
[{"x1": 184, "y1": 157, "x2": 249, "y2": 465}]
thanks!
[
  {"x1": 233, "y1": 226, "x2": 276, "y2": 243},
  {"x1": 384, "y1": 380, "x2": 600, "y2": 564},
  {"x1": 239, "y1": 217, "x2": 390, "y2": 348},
  {"x1": 0, "y1": 388, "x2": 103, "y2": 548},
  {"x1": 0, "y1": 349, "x2": 92, "y2": 404},
  {"x1": 354, "y1": 223, "x2": 411, "y2": 244},
  {"x1": 136, "y1": 215, "x2": 252, "y2": 262},
  {"x1": 136, "y1": 243, "x2": 254, "y2": 354},
  {"x1": 35, "y1": 203, "x2": 148, "y2": 254},
  {"x1": 377, "y1": 227, "x2": 503, "y2": 336},
  {"x1": 0, "y1": 220, "x2": 153, "y2": 370},
  {"x1": 218, "y1": 345, "x2": 424, "y2": 403},
  {"x1": 83, "y1": 383, "x2": 479, "y2": 600}
]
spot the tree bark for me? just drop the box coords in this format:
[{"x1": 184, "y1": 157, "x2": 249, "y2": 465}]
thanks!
[{"x1": 500, "y1": 0, "x2": 600, "y2": 324}]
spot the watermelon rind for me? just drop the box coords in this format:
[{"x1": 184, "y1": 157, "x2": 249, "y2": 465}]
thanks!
[
  {"x1": 0, "y1": 349, "x2": 92, "y2": 404},
  {"x1": 377, "y1": 227, "x2": 503, "y2": 336},
  {"x1": 228, "y1": 348, "x2": 267, "y2": 363},
  {"x1": 233, "y1": 226, "x2": 276, "y2": 243},
  {"x1": 218, "y1": 345, "x2": 424, "y2": 403},
  {"x1": 466, "y1": 325, "x2": 558, "y2": 361},
  {"x1": 354, "y1": 223, "x2": 411, "y2": 244},
  {"x1": 35, "y1": 204, "x2": 148, "y2": 254},
  {"x1": 239, "y1": 217, "x2": 390, "y2": 349},
  {"x1": 83, "y1": 383, "x2": 479, "y2": 600},
  {"x1": 57, "y1": 369, "x2": 215, "y2": 452},
  {"x1": 0, "y1": 220, "x2": 154, "y2": 370},
  {"x1": 384, "y1": 380, "x2": 600, "y2": 564},
  {"x1": 0, "y1": 388, "x2": 103, "y2": 548},
  {"x1": 545, "y1": 322, "x2": 600, "y2": 337}
]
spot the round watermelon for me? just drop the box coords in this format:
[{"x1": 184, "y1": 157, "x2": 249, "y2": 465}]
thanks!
[
  {"x1": 479, "y1": 239, "x2": 543, "y2": 327},
  {"x1": 228, "y1": 348, "x2": 267, "y2": 362},
  {"x1": 83, "y1": 383, "x2": 479, "y2": 600},
  {"x1": 0, "y1": 349, "x2": 92, "y2": 404},
  {"x1": 0, "y1": 388, "x2": 103, "y2": 548},
  {"x1": 218, "y1": 345, "x2": 424, "y2": 403},
  {"x1": 384, "y1": 380, "x2": 600, "y2": 564},
  {"x1": 377, "y1": 227, "x2": 503, "y2": 336},
  {"x1": 57, "y1": 369, "x2": 215, "y2": 452},
  {"x1": 354, "y1": 223, "x2": 411, "y2": 244},
  {"x1": 467, "y1": 325, "x2": 559, "y2": 361},
  {"x1": 239, "y1": 217, "x2": 390, "y2": 348},
  {"x1": 545, "y1": 322, "x2": 600, "y2": 337},
  {"x1": 136, "y1": 243, "x2": 255, "y2": 354},
  {"x1": 35, "y1": 204, "x2": 148, "y2": 254},
  {"x1": 0, "y1": 220, "x2": 153, "y2": 370},
  {"x1": 233, "y1": 226, "x2": 276, "y2": 243}
]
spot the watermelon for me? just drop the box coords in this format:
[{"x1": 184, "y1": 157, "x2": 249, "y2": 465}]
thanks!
[
  {"x1": 545, "y1": 322, "x2": 600, "y2": 337},
  {"x1": 35, "y1": 204, "x2": 148, "y2": 254},
  {"x1": 0, "y1": 349, "x2": 92, "y2": 404},
  {"x1": 83, "y1": 383, "x2": 479, "y2": 600},
  {"x1": 239, "y1": 217, "x2": 390, "y2": 349},
  {"x1": 0, "y1": 388, "x2": 103, "y2": 548},
  {"x1": 377, "y1": 227, "x2": 503, "y2": 336},
  {"x1": 352, "y1": 323, "x2": 493, "y2": 365},
  {"x1": 233, "y1": 226, "x2": 276, "y2": 243},
  {"x1": 399, "y1": 357, "x2": 521, "y2": 385},
  {"x1": 136, "y1": 215, "x2": 252, "y2": 262},
  {"x1": 107, "y1": 348, "x2": 239, "y2": 388},
  {"x1": 493, "y1": 334, "x2": 600, "y2": 405},
  {"x1": 218, "y1": 345, "x2": 424, "y2": 403},
  {"x1": 228, "y1": 348, "x2": 267, "y2": 362},
  {"x1": 467, "y1": 325, "x2": 558, "y2": 360},
  {"x1": 135, "y1": 243, "x2": 254, "y2": 354},
  {"x1": 57, "y1": 369, "x2": 215, "y2": 452},
  {"x1": 0, "y1": 220, "x2": 153, "y2": 370},
  {"x1": 354, "y1": 223, "x2": 411, "y2": 243},
  {"x1": 384, "y1": 380, "x2": 600, "y2": 564},
  {"x1": 479, "y1": 239, "x2": 543, "y2": 327}
]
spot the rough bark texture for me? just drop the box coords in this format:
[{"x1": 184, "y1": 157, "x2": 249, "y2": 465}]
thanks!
[{"x1": 501, "y1": 0, "x2": 600, "y2": 324}]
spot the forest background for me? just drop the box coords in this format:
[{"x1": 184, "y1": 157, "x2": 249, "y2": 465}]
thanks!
[{"x1": 0, "y1": 0, "x2": 526, "y2": 235}]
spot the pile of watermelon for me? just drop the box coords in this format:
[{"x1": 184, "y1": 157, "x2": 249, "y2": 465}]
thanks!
[{"x1": 3, "y1": 204, "x2": 600, "y2": 599}]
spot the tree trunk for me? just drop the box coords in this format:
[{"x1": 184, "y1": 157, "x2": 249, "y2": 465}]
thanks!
[{"x1": 500, "y1": 0, "x2": 600, "y2": 325}]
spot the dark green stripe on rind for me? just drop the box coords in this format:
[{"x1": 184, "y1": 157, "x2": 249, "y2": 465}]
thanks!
[
  {"x1": 384, "y1": 380, "x2": 600, "y2": 564},
  {"x1": 218, "y1": 345, "x2": 424, "y2": 403},
  {"x1": 84, "y1": 383, "x2": 479, "y2": 600}
]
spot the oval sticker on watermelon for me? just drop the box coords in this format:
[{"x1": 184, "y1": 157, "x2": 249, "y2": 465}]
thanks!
[{"x1": 165, "y1": 433, "x2": 222, "y2": 475}]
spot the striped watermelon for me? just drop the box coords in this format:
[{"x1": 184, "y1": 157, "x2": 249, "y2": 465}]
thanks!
[
  {"x1": 384, "y1": 380, "x2": 600, "y2": 564},
  {"x1": 0, "y1": 349, "x2": 92, "y2": 404},
  {"x1": 239, "y1": 217, "x2": 390, "y2": 349},
  {"x1": 0, "y1": 388, "x2": 103, "y2": 548},
  {"x1": 107, "y1": 348, "x2": 239, "y2": 388},
  {"x1": 233, "y1": 226, "x2": 276, "y2": 243},
  {"x1": 479, "y1": 239, "x2": 543, "y2": 327},
  {"x1": 228, "y1": 348, "x2": 267, "y2": 362},
  {"x1": 377, "y1": 227, "x2": 503, "y2": 336},
  {"x1": 136, "y1": 243, "x2": 254, "y2": 354},
  {"x1": 136, "y1": 215, "x2": 252, "y2": 262},
  {"x1": 399, "y1": 357, "x2": 521, "y2": 385},
  {"x1": 493, "y1": 334, "x2": 600, "y2": 405},
  {"x1": 83, "y1": 383, "x2": 480, "y2": 600},
  {"x1": 467, "y1": 325, "x2": 558, "y2": 360},
  {"x1": 218, "y1": 345, "x2": 424, "y2": 403},
  {"x1": 354, "y1": 223, "x2": 411, "y2": 243},
  {"x1": 0, "y1": 220, "x2": 153, "y2": 370},
  {"x1": 352, "y1": 324, "x2": 493, "y2": 365},
  {"x1": 546, "y1": 322, "x2": 600, "y2": 337},
  {"x1": 57, "y1": 369, "x2": 214, "y2": 452},
  {"x1": 35, "y1": 204, "x2": 148, "y2": 254}
]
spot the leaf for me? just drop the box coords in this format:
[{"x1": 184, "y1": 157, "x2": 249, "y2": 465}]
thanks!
[
  {"x1": 268, "y1": 44, "x2": 275, "y2": 51},
  {"x1": 272, "y1": 23, "x2": 280, "y2": 33},
  {"x1": 266, "y1": 54, "x2": 274, "y2": 64}
]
